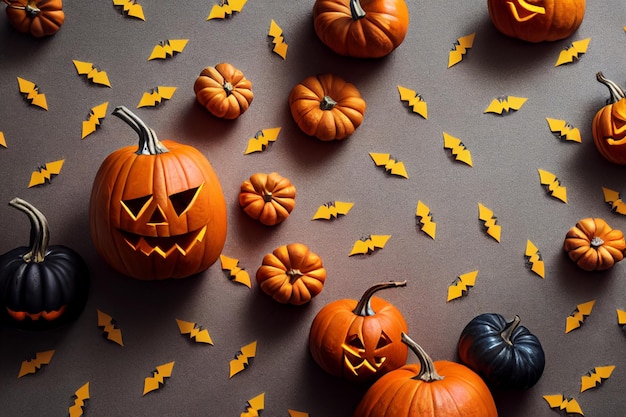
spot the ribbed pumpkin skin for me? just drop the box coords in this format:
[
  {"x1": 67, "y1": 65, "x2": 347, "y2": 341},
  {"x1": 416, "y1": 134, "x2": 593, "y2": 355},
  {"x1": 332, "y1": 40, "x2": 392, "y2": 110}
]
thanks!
[
  {"x1": 194, "y1": 63, "x2": 253, "y2": 119},
  {"x1": 593, "y1": 100, "x2": 626, "y2": 164},
  {"x1": 563, "y1": 217, "x2": 626, "y2": 271},
  {"x1": 5, "y1": 0, "x2": 65, "y2": 37},
  {"x1": 239, "y1": 172, "x2": 296, "y2": 226}
]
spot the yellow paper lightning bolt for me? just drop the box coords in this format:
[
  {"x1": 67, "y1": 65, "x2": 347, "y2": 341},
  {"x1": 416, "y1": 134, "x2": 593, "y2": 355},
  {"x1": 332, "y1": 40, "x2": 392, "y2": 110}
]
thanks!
[
  {"x1": 137, "y1": 86, "x2": 176, "y2": 108},
  {"x1": 524, "y1": 240, "x2": 545, "y2": 278},
  {"x1": 143, "y1": 362, "x2": 175, "y2": 395},
  {"x1": 369, "y1": 152, "x2": 408, "y2": 178},
  {"x1": 18, "y1": 350, "x2": 55, "y2": 378},
  {"x1": 478, "y1": 203, "x2": 501, "y2": 243},
  {"x1": 148, "y1": 39, "x2": 188, "y2": 60},
  {"x1": 207, "y1": 0, "x2": 247, "y2": 20},
  {"x1": 82, "y1": 102, "x2": 108, "y2": 139},
  {"x1": 97, "y1": 309, "x2": 124, "y2": 346},
  {"x1": 17, "y1": 77, "x2": 48, "y2": 110},
  {"x1": 240, "y1": 392, "x2": 264, "y2": 417},
  {"x1": 72, "y1": 60, "x2": 111, "y2": 87},
  {"x1": 416, "y1": 200, "x2": 436, "y2": 239},
  {"x1": 176, "y1": 319, "x2": 213, "y2": 344},
  {"x1": 349, "y1": 235, "x2": 391, "y2": 256},
  {"x1": 29, "y1": 159, "x2": 64, "y2": 188},
  {"x1": 220, "y1": 254, "x2": 251, "y2": 288},
  {"x1": 112, "y1": 0, "x2": 145, "y2": 20},
  {"x1": 580, "y1": 365, "x2": 615, "y2": 392},
  {"x1": 546, "y1": 118, "x2": 582, "y2": 143},
  {"x1": 312, "y1": 201, "x2": 354, "y2": 220},
  {"x1": 244, "y1": 127, "x2": 281, "y2": 154},
  {"x1": 602, "y1": 187, "x2": 626, "y2": 215},
  {"x1": 0, "y1": 131, "x2": 6, "y2": 148},
  {"x1": 68, "y1": 382, "x2": 89, "y2": 417},
  {"x1": 230, "y1": 341, "x2": 257, "y2": 378},
  {"x1": 447, "y1": 270, "x2": 478, "y2": 302},
  {"x1": 448, "y1": 32, "x2": 475, "y2": 68},
  {"x1": 397, "y1": 85, "x2": 428, "y2": 119},
  {"x1": 543, "y1": 395, "x2": 584, "y2": 415},
  {"x1": 555, "y1": 38, "x2": 590, "y2": 67},
  {"x1": 484, "y1": 96, "x2": 527, "y2": 114},
  {"x1": 443, "y1": 132, "x2": 473, "y2": 166},
  {"x1": 617, "y1": 309, "x2": 626, "y2": 327},
  {"x1": 268, "y1": 19, "x2": 288, "y2": 59},
  {"x1": 566, "y1": 300, "x2": 595, "y2": 333},
  {"x1": 538, "y1": 169, "x2": 567, "y2": 203}
]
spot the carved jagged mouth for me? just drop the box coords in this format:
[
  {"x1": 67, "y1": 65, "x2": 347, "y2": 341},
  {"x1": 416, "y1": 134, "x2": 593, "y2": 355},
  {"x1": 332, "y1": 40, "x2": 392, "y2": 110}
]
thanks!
[
  {"x1": 341, "y1": 343, "x2": 386, "y2": 376},
  {"x1": 119, "y1": 226, "x2": 207, "y2": 258},
  {"x1": 7, "y1": 306, "x2": 67, "y2": 321},
  {"x1": 507, "y1": 0, "x2": 546, "y2": 22}
]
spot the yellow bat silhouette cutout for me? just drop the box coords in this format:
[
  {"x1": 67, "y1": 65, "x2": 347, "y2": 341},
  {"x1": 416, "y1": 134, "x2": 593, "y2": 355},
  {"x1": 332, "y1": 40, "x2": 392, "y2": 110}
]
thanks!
[
  {"x1": 349, "y1": 235, "x2": 391, "y2": 256},
  {"x1": 82, "y1": 102, "x2": 108, "y2": 139},
  {"x1": 448, "y1": 32, "x2": 475, "y2": 68},
  {"x1": 0, "y1": 131, "x2": 6, "y2": 148},
  {"x1": 543, "y1": 395, "x2": 584, "y2": 415},
  {"x1": 68, "y1": 382, "x2": 89, "y2": 417},
  {"x1": 230, "y1": 341, "x2": 257, "y2": 378},
  {"x1": 397, "y1": 85, "x2": 428, "y2": 119},
  {"x1": 143, "y1": 362, "x2": 175, "y2": 395},
  {"x1": 524, "y1": 240, "x2": 545, "y2": 278},
  {"x1": 478, "y1": 203, "x2": 501, "y2": 243},
  {"x1": 484, "y1": 96, "x2": 527, "y2": 115},
  {"x1": 617, "y1": 308, "x2": 626, "y2": 327},
  {"x1": 176, "y1": 319, "x2": 213, "y2": 344},
  {"x1": 207, "y1": 0, "x2": 247, "y2": 20},
  {"x1": 369, "y1": 152, "x2": 408, "y2": 178},
  {"x1": 312, "y1": 201, "x2": 354, "y2": 220},
  {"x1": 555, "y1": 38, "x2": 590, "y2": 67},
  {"x1": 29, "y1": 159, "x2": 64, "y2": 188},
  {"x1": 538, "y1": 169, "x2": 567, "y2": 203},
  {"x1": 148, "y1": 39, "x2": 188, "y2": 60},
  {"x1": 565, "y1": 300, "x2": 595, "y2": 333},
  {"x1": 447, "y1": 270, "x2": 478, "y2": 302},
  {"x1": 546, "y1": 118, "x2": 581, "y2": 143},
  {"x1": 443, "y1": 132, "x2": 473, "y2": 166},
  {"x1": 416, "y1": 200, "x2": 436, "y2": 239},
  {"x1": 72, "y1": 60, "x2": 111, "y2": 87},
  {"x1": 240, "y1": 393, "x2": 264, "y2": 417},
  {"x1": 137, "y1": 86, "x2": 176, "y2": 108},
  {"x1": 18, "y1": 350, "x2": 55, "y2": 378},
  {"x1": 17, "y1": 77, "x2": 47, "y2": 110},
  {"x1": 268, "y1": 19, "x2": 288, "y2": 59},
  {"x1": 112, "y1": 0, "x2": 145, "y2": 20},
  {"x1": 602, "y1": 187, "x2": 626, "y2": 215},
  {"x1": 580, "y1": 365, "x2": 615, "y2": 392},
  {"x1": 244, "y1": 127, "x2": 281, "y2": 154},
  {"x1": 97, "y1": 309, "x2": 124, "y2": 346},
  {"x1": 220, "y1": 254, "x2": 251, "y2": 288}
]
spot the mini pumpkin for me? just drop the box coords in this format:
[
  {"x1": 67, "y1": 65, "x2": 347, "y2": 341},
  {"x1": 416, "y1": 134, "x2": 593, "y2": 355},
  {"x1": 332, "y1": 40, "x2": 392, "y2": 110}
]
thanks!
[
  {"x1": 487, "y1": 0, "x2": 585, "y2": 43},
  {"x1": 354, "y1": 333, "x2": 498, "y2": 417},
  {"x1": 0, "y1": 198, "x2": 90, "y2": 330},
  {"x1": 592, "y1": 72, "x2": 626, "y2": 165},
  {"x1": 89, "y1": 106, "x2": 227, "y2": 280},
  {"x1": 193, "y1": 63, "x2": 253, "y2": 120},
  {"x1": 4, "y1": 0, "x2": 64, "y2": 37},
  {"x1": 289, "y1": 73, "x2": 366, "y2": 141},
  {"x1": 313, "y1": 0, "x2": 409, "y2": 58},
  {"x1": 239, "y1": 172, "x2": 296, "y2": 226},
  {"x1": 256, "y1": 243, "x2": 326, "y2": 305},
  {"x1": 458, "y1": 313, "x2": 545, "y2": 390},
  {"x1": 309, "y1": 281, "x2": 408, "y2": 383},
  {"x1": 563, "y1": 217, "x2": 626, "y2": 271}
]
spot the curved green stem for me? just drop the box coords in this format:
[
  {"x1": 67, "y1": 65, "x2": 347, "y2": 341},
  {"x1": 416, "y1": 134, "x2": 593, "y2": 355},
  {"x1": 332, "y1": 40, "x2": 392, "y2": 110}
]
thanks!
[
  {"x1": 500, "y1": 315, "x2": 521, "y2": 346},
  {"x1": 9, "y1": 198, "x2": 49, "y2": 263},
  {"x1": 349, "y1": 0, "x2": 366, "y2": 20},
  {"x1": 597, "y1": 72, "x2": 626, "y2": 104},
  {"x1": 352, "y1": 281, "x2": 407, "y2": 316},
  {"x1": 112, "y1": 106, "x2": 169, "y2": 155},
  {"x1": 402, "y1": 333, "x2": 444, "y2": 382}
]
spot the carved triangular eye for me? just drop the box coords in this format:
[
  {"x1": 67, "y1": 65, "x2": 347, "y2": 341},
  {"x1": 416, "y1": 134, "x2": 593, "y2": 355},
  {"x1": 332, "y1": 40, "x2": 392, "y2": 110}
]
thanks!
[
  {"x1": 376, "y1": 331, "x2": 391, "y2": 350},
  {"x1": 169, "y1": 184, "x2": 202, "y2": 216},
  {"x1": 347, "y1": 335, "x2": 365, "y2": 350},
  {"x1": 121, "y1": 195, "x2": 152, "y2": 220}
]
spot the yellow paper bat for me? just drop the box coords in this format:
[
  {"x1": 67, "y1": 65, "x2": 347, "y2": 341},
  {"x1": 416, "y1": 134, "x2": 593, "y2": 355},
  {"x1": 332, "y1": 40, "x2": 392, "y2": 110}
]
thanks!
[
  {"x1": 97, "y1": 309, "x2": 124, "y2": 346},
  {"x1": 220, "y1": 254, "x2": 251, "y2": 288},
  {"x1": 538, "y1": 169, "x2": 567, "y2": 203},
  {"x1": 288, "y1": 411, "x2": 309, "y2": 417},
  {"x1": 72, "y1": 60, "x2": 111, "y2": 87},
  {"x1": 447, "y1": 270, "x2": 478, "y2": 302},
  {"x1": 82, "y1": 102, "x2": 108, "y2": 139},
  {"x1": 416, "y1": 201, "x2": 436, "y2": 239},
  {"x1": 448, "y1": 32, "x2": 475, "y2": 68},
  {"x1": 312, "y1": 201, "x2": 354, "y2": 220},
  {"x1": 349, "y1": 235, "x2": 391, "y2": 256},
  {"x1": 484, "y1": 96, "x2": 527, "y2": 115},
  {"x1": 18, "y1": 350, "x2": 55, "y2": 378},
  {"x1": 555, "y1": 38, "x2": 590, "y2": 67},
  {"x1": 176, "y1": 319, "x2": 213, "y2": 344},
  {"x1": 581, "y1": 365, "x2": 615, "y2": 392},
  {"x1": 230, "y1": 341, "x2": 257, "y2": 378},
  {"x1": 29, "y1": 159, "x2": 64, "y2": 188},
  {"x1": 602, "y1": 187, "x2": 626, "y2": 215},
  {"x1": 369, "y1": 152, "x2": 408, "y2": 178},
  {"x1": 617, "y1": 308, "x2": 626, "y2": 327},
  {"x1": 546, "y1": 118, "x2": 582, "y2": 143},
  {"x1": 207, "y1": 0, "x2": 247, "y2": 20},
  {"x1": 478, "y1": 203, "x2": 501, "y2": 243},
  {"x1": 244, "y1": 127, "x2": 281, "y2": 154},
  {"x1": 68, "y1": 382, "x2": 89, "y2": 417},
  {"x1": 143, "y1": 362, "x2": 175, "y2": 395},
  {"x1": 566, "y1": 300, "x2": 595, "y2": 333},
  {"x1": 443, "y1": 132, "x2": 473, "y2": 166},
  {"x1": 268, "y1": 19, "x2": 288, "y2": 59},
  {"x1": 524, "y1": 240, "x2": 545, "y2": 278},
  {"x1": 137, "y1": 86, "x2": 176, "y2": 108},
  {"x1": 397, "y1": 85, "x2": 428, "y2": 119},
  {"x1": 543, "y1": 395, "x2": 584, "y2": 415},
  {"x1": 240, "y1": 392, "x2": 264, "y2": 417},
  {"x1": 148, "y1": 39, "x2": 188, "y2": 60},
  {"x1": 17, "y1": 77, "x2": 48, "y2": 110},
  {"x1": 0, "y1": 131, "x2": 7, "y2": 148},
  {"x1": 113, "y1": 0, "x2": 145, "y2": 20}
]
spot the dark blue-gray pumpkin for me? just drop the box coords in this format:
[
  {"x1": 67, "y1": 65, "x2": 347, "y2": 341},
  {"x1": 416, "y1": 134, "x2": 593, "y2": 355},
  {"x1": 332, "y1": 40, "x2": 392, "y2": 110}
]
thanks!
[
  {"x1": 457, "y1": 313, "x2": 545, "y2": 390},
  {"x1": 0, "y1": 198, "x2": 90, "y2": 330}
]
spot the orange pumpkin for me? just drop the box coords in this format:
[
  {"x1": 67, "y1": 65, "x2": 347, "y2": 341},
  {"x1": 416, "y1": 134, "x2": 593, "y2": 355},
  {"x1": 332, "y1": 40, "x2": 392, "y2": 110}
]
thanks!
[
  {"x1": 313, "y1": 0, "x2": 409, "y2": 58},
  {"x1": 5, "y1": 0, "x2": 64, "y2": 37},
  {"x1": 563, "y1": 217, "x2": 626, "y2": 271},
  {"x1": 488, "y1": 0, "x2": 585, "y2": 43},
  {"x1": 193, "y1": 63, "x2": 253, "y2": 119},
  {"x1": 89, "y1": 106, "x2": 227, "y2": 280},
  {"x1": 239, "y1": 172, "x2": 296, "y2": 226},
  {"x1": 309, "y1": 281, "x2": 408, "y2": 383},
  {"x1": 592, "y1": 72, "x2": 626, "y2": 164},
  {"x1": 256, "y1": 243, "x2": 326, "y2": 305},
  {"x1": 354, "y1": 333, "x2": 498, "y2": 417},
  {"x1": 289, "y1": 73, "x2": 366, "y2": 141}
]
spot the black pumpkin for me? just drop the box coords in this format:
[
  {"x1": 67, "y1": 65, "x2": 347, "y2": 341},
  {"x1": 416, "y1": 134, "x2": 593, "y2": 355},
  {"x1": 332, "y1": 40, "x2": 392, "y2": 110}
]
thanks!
[
  {"x1": 457, "y1": 313, "x2": 545, "y2": 390},
  {"x1": 0, "y1": 198, "x2": 90, "y2": 330}
]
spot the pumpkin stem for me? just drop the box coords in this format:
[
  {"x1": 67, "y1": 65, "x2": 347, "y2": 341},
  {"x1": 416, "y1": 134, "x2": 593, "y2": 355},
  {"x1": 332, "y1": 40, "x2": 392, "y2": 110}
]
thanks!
[
  {"x1": 349, "y1": 0, "x2": 366, "y2": 20},
  {"x1": 8, "y1": 198, "x2": 50, "y2": 263},
  {"x1": 500, "y1": 315, "x2": 521, "y2": 346},
  {"x1": 402, "y1": 333, "x2": 444, "y2": 382},
  {"x1": 319, "y1": 96, "x2": 337, "y2": 111},
  {"x1": 352, "y1": 281, "x2": 407, "y2": 316},
  {"x1": 597, "y1": 72, "x2": 626, "y2": 104},
  {"x1": 112, "y1": 106, "x2": 169, "y2": 155},
  {"x1": 223, "y1": 81, "x2": 234, "y2": 96},
  {"x1": 287, "y1": 268, "x2": 303, "y2": 284},
  {"x1": 590, "y1": 236, "x2": 604, "y2": 248},
  {"x1": 262, "y1": 191, "x2": 273, "y2": 203},
  {"x1": 5, "y1": 1, "x2": 41, "y2": 15}
]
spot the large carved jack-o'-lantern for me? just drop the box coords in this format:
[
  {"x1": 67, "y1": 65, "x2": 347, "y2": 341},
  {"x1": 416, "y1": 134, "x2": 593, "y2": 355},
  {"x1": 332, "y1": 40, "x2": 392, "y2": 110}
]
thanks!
[{"x1": 89, "y1": 106, "x2": 227, "y2": 280}]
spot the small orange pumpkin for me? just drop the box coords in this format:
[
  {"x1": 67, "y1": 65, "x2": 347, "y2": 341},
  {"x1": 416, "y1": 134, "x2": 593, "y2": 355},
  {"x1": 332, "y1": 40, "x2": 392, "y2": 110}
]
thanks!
[
  {"x1": 238, "y1": 172, "x2": 296, "y2": 226},
  {"x1": 256, "y1": 243, "x2": 326, "y2": 305},
  {"x1": 289, "y1": 73, "x2": 366, "y2": 141},
  {"x1": 563, "y1": 217, "x2": 626, "y2": 271},
  {"x1": 5, "y1": 0, "x2": 65, "y2": 37},
  {"x1": 193, "y1": 63, "x2": 253, "y2": 120},
  {"x1": 592, "y1": 72, "x2": 626, "y2": 165}
]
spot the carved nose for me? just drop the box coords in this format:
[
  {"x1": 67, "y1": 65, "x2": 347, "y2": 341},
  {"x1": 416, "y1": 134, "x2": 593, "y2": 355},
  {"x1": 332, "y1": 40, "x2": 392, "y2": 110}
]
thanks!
[{"x1": 147, "y1": 206, "x2": 167, "y2": 225}]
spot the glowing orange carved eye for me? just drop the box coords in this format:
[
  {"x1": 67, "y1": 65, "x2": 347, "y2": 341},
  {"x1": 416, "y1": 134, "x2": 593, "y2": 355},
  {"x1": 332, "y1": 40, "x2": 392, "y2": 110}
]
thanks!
[
  {"x1": 507, "y1": 0, "x2": 546, "y2": 22},
  {"x1": 121, "y1": 195, "x2": 152, "y2": 220}
]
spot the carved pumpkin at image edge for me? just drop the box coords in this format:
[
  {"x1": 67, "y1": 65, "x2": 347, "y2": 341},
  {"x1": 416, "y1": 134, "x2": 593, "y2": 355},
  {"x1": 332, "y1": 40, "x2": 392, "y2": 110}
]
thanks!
[
  {"x1": 488, "y1": 0, "x2": 585, "y2": 43},
  {"x1": 309, "y1": 281, "x2": 408, "y2": 383},
  {"x1": 592, "y1": 72, "x2": 626, "y2": 165},
  {"x1": 239, "y1": 172, "x2": 296, "y2": 226},
  {"x1": 194, "y1": 63, "x2": 253, "y2": 120},
  {"x1": 89, "y1": 106, "x2": 227, "y2": 280},
  {"x1": 563, "y1": 217, "x2": 626, "y2": 271},
  {"x1": 0, "y1": 198, "x2": 89, "y2": 330},
  {"x1": 4, "y1": 0, "x2": 64, "y2": 37},
  {"x1": 289, "y1": 73, "x2": 366, "y2": 141},
  {"x1": 313, "y1": 0, "x2": 409, "y2": 58}
]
